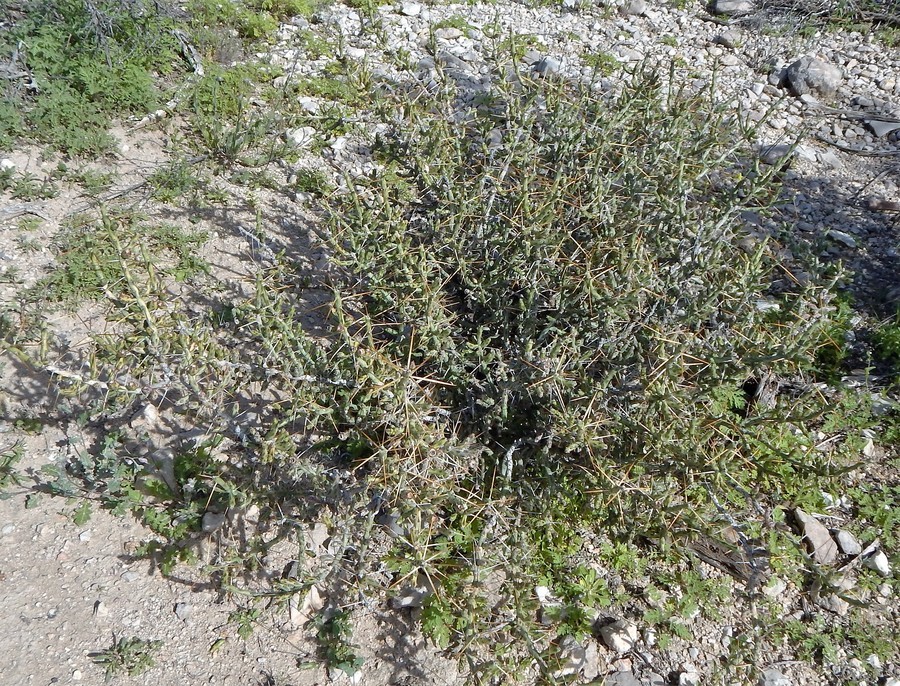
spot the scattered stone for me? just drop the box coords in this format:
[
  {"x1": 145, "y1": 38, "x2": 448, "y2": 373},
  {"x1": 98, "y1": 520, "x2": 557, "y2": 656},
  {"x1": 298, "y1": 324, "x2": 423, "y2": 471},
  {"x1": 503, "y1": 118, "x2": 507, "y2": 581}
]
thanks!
[
  {"x1": 760, "y1": 668, "x2": 792, "y2": 686},
  {"x1": 648, "y1": 674, "x2": 667, "y2": 686},
  {"x1": 794, "y1": 508, "x2": 839, "y2": 564},
  {"x1": 713, "y1": 31, "x2": 741, "y2": 49},
  {"x1": 129, "y1": 403, "x2": 159, "y2": 430},
  {"x1": 867, "y1": 653, "x2": 882, "y2": 671},
  {"x1": 374, "y1": 510, "x2": 404, "y2": 538},
  {"x1": 712, "y1": 0, "x2": 754, "y2": 15},
  {"x1": 583, "y1": 641, "x2": 602, "y2": 681},
  {"x1": 552, "y1": 636, "x2": 586, "y2": 679},
  {"x1": 93, "y1": 601, "x2": 109, "y2": 618},
  {"x1": 286, "y1": 126, "x2": 317, "y2": 148},
  {"x1": 826, "y1": 229, "x2": 857, "y2": 249},
  {"x1": 0, "y1": 158, "x2": 14, "y2": 171},
  {"x1": 174, "y1": 602, "x2": 193, "y2": 621},
  {"x1": 616, "y1": 47, "x2": 643, "y2": 62},
  {"x1": 863, "y1": 550, "x2": 891, "y2": 577},
  {"x1": 605, "y1": 671, "x2": 641, "y2": 686},
  {"x1": 303, "y1": 522, "x2": 330, "y2": 552},
  {"x1": 785, "y1": 56, "x2": 843, "y2": 97},
  {"x1": 865, "y1": 119, "x2": 900, "y2": 138},
  {"x1": 1, "y1": 523, "x2": 15, "y2": 536},
  {"x1": 817, "y1": 591, "x2": 850, "y2": 615},
  {"x1": 72, "y1": 670, "x2": 82, "y2": 681},
  {"x1": 679, "y1": 671, "x2": 701, "y2": 686},
  {"x1": 598, "y1": 619, "x2": 638, "y2": 653},
  {"x1": 621, "y1": 0, "x2": 647, "y2": 15},
  {"x1": 399, "y1": 1, "x2": 421, "y2": 17},
  {"x1": 201, "y1": 511, "x2": 226, "y2": 533},
  {"x1": 534, "y1": 56, "x2": 562, "y2": 77},
  {"x1": 297, "y1": 96, "x2": 319, "y2": 114},
  {"x1": 818, "y1": 149, "x2": 841, "y2": 169},
  {"x1": 757, "y1": 144, "x2": 794, "y2": 166},
  {"x1": 121, "y1": 570, "x2": 141, "y2": 582},
  {"x1": 390, "y1": 584, "x2": 430, "y2": 609},
  {"x1": 762, "y1": 576, "x2": 787, "y2": 598},
  {"x1": 79, "y1": 530, "x2": 92, "y2": 542},
  {"x1": 290, "y1": 585, "x2": 323, "y2": 625},
  {"x1": 835, "y1": 530, "x2": 862, "y2": 556}
]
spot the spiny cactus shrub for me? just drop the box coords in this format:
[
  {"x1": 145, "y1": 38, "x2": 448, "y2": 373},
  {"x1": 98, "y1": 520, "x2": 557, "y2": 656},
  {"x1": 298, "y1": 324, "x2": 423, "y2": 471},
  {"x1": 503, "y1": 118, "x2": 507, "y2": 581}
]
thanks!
[{"x1": 317, "y1": 66, "x2": 841, "y2": 647}]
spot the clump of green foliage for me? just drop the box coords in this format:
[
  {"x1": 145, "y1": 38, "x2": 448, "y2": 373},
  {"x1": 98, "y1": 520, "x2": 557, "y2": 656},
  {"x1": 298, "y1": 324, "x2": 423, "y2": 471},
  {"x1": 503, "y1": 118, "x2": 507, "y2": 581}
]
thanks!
[
  {"x1": 35, "y1": 210, "x2": 207, "y2": 305},
  {"x1": 90, "y1": 635, "x2": 163, "y2": 678},
  {"x1": 309, "y1": 65, "x2": 846, "y2": 658},
  {"x1": 0, "y1": 0, "x2": 183, "y2": 155},
  {"x1": 874, "y1": 312, "x2": 900, "y2": 372}
]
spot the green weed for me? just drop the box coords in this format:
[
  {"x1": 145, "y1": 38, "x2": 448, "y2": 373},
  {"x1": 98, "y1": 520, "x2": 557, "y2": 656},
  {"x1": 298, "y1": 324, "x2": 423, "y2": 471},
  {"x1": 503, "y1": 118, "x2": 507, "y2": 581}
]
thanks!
[
  {"x1": 35, "y1": 210, "x2": 207, "y2": 305},
  {"x1": 315, "y1": 610, "x2": 363, "y2": 676},
  {"x1": 0, "y1": 0, "x2": 182, "y2": 155},
  {"x1": 90, "y1": 635, "x2": 163, "y2": 678},
  {"x1": 0, "y1": 441, "x2": 24, "y2": 495},
  {"x1": 582, "y1": 50, "x2": 619, "y2": 75}
]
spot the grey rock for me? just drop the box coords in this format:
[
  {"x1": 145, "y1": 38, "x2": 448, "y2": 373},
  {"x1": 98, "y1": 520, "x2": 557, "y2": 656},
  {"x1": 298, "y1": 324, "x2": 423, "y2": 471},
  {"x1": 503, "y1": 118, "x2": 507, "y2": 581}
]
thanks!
[
  {"x1": 712, "y1": 0, "x2": 755, "y2": 14},
  {"x1": 648, "y1": 674, "x2": 667, "y2": 686},
  {"x1": 759, "y1": 668, "x2": 792, "y2": 686},
  {"x1": 437, "y1": 50, "x2": 471, "y2": 72},
  {"x1": 552, "y1": 636, "x2": 586, "y2": 678},
  {"x1": 785, "y1": 56, "x2": 843, "y2": 97},
  {"x1": 174, "y1": 602, "x2": 193, "y2": 621},
  {"x1": 818, "y1": 149, "x2": 841, "y2": 169},
  {"x1": 865, "y1": 119, "x2": 900, "y2": 138},
  {"x1": 816, "y1": 592, "x2": 850, "y2": 615},
  {"x1": 598, "y1": 619, "x2": 638, "y2": 653},
  {"x1": 399, "y1": 2, "x2": 421, "y2": 17},
  {"x1": 390, "y1": 585, "x2": 429, "y2": 609},
  {"x1": 616, "y1": 47, "x2": 643, "y2": 62},
  {"x1": 583, "y1": 640, "x2": 602, "y2": 680},
  {"x1": 522, "y1": 48, "x2": 544, "y2": 65},
  {"x1": 286, "y1": 126, "x2": 316, "y2": 148},
  {"x1": 121, "y1": 570, "x2": 141, "y2": 582},
  {"x1": 0, "y1": 158, "x2": 14, "y2": 171},
  {"x1": 622, "y1": 0, "x2": 647, "y2": 15},
  {"x1": 605, "y1": 671, "x2": 641, "y2": 686},
  {"x1": 679, "y1": 672, "x2": 701, "y2": 686},
  {"x1": 202, "y1": 510, "x2": 226, "y2": 533},
  {"x1": 826, "y1": 229, "x2": 857, "y2": 249},
  {"x1": 534, "y1": 56, "x2": 562, "y2": 76},
  {"x1": 713, "y1": 30, "x2": 742, "y2": 49},
  {"x1": 758, "y1": 143, "x2": 794, "y2": 165},
  {"x1": 794, "y1": 508, "x2": 839, "y2": 564},
  {"x1": 863, "y1": 550, "x2": 891, "y2": 576},
  {"x1": 435, "y1": 27, "x2": 463, "y2": 40},
  {"x1": 835, "y1": 529, "x2": 862, "y2": 556}
]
